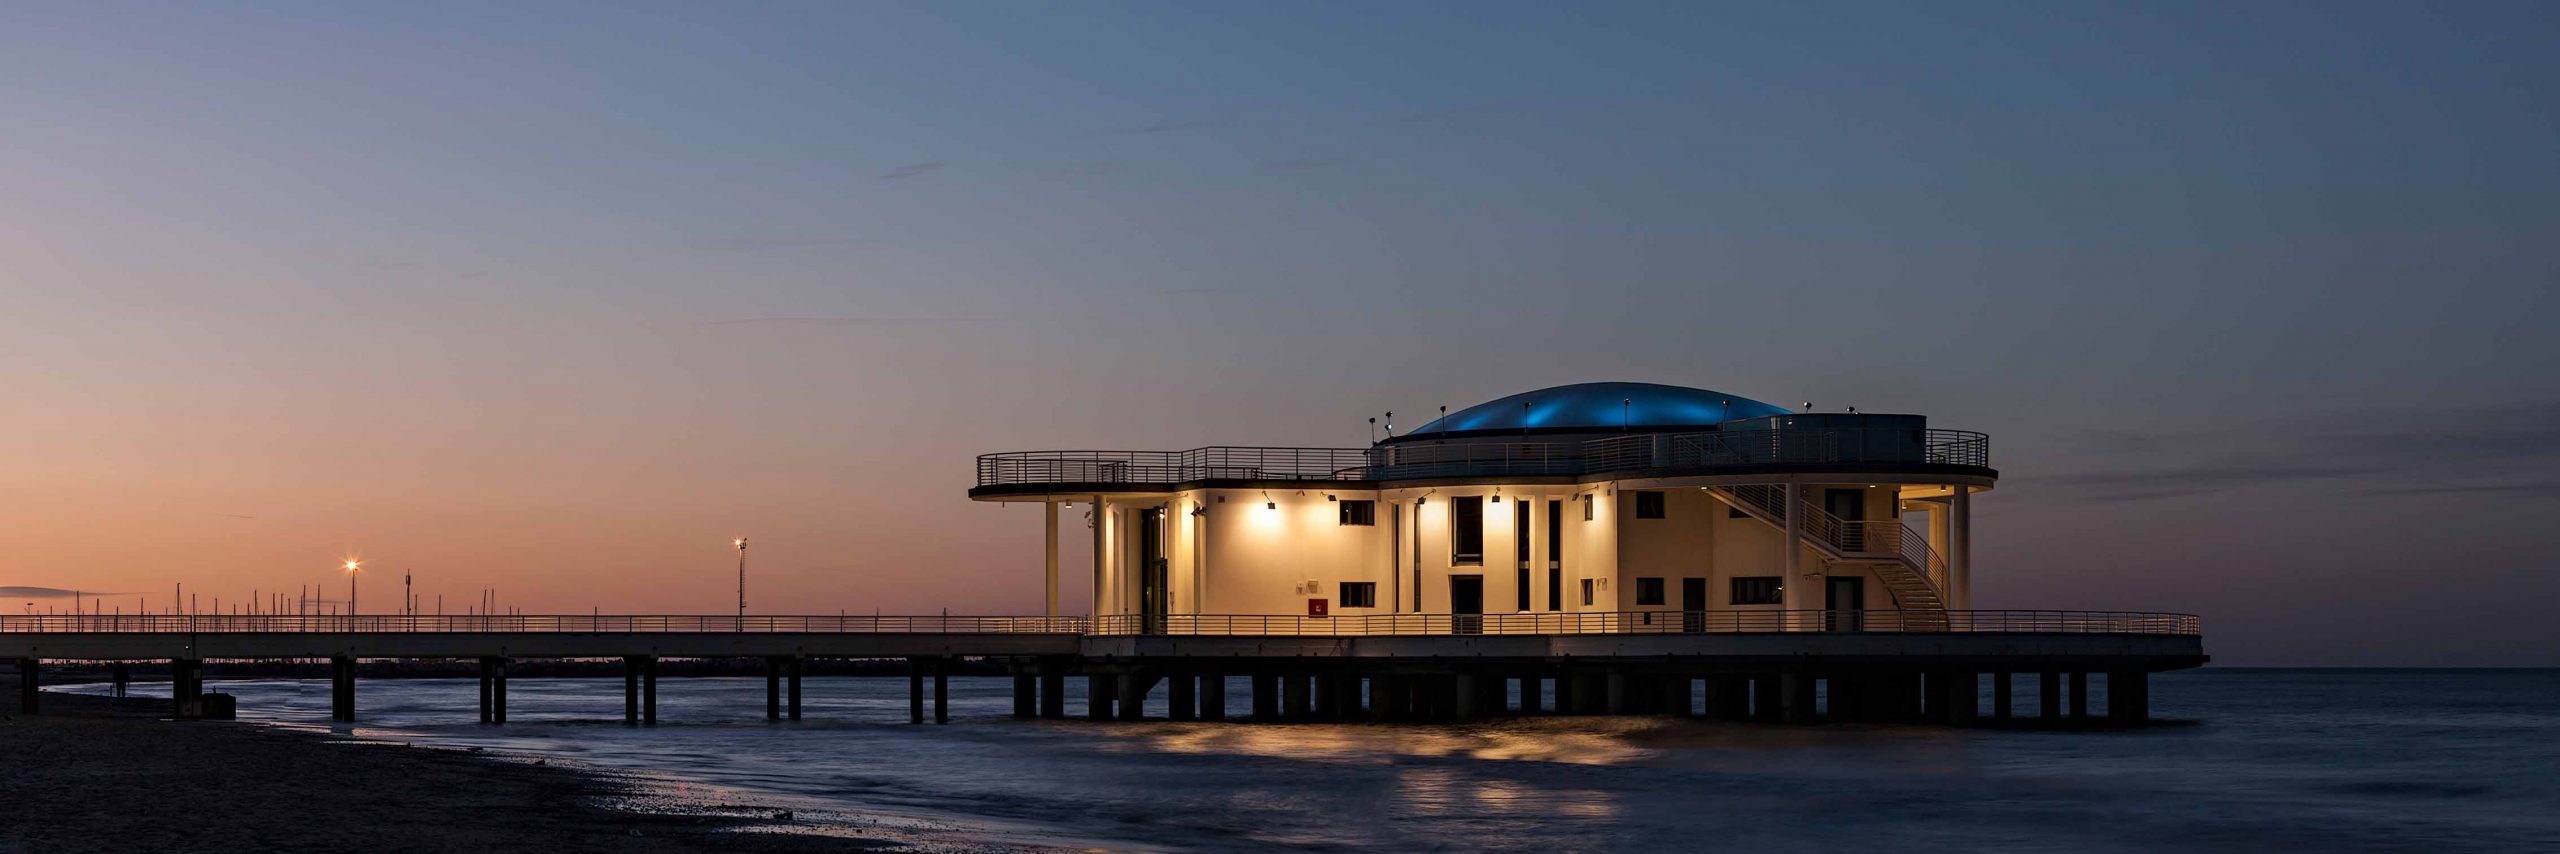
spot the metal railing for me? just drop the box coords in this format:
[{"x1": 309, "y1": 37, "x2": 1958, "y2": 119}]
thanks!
[
  {"x1": 977, "y1": 428, "x2": 1991, "y2": 488},
  {"x1": 0, "y1": 614, "x2": 1091, "y2": 634},
  {"x1": 1088, "y1": 610, "x2": 2198, "y2": 636},
  {"x1": 0, "y1": 610, "x2": 2196, "y2": 637}
]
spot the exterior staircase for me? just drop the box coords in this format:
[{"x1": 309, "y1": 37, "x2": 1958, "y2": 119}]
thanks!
[{"x1": 1707, "y1": 484, "x2": 1949, "y2": 614}]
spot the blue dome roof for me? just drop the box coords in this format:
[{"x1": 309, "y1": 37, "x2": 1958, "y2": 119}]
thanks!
[{"x1": 1398, "y1": 382, "x2": 1791, "y2": 440}]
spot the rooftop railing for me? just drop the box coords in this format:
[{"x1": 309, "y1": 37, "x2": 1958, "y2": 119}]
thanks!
[
  {"x1": 0, "y1": 609, "x2": 2195, "y2": 637},
  {"x1": 976, "y1": 428, "x2": 1989, "y2": 488}
]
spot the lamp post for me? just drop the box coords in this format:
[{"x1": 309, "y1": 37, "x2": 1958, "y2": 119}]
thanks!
[
  {"x1": 344, "y1": 560, "x2": 360, "y2": 622},
  {"x1": 734, "y1": 537, "x2": 748, "y2": 628}
]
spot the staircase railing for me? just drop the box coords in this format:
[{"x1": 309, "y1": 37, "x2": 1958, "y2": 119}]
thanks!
[{"x1": 1707, "y1": 485, "x2": 1947, "y2": 609}]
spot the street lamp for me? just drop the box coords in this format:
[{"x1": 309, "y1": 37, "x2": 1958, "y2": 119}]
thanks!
[
  {"x1": 344, "y1": 560, "x2": 360, "y2": 617},
  {"x1": 734, "y1": 538, "x2": 748, "y2": 626}
]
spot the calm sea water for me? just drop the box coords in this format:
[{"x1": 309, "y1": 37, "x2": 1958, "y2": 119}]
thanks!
[{"x1": 61, "y1": 669, "x2": 2560, "y2": 852}]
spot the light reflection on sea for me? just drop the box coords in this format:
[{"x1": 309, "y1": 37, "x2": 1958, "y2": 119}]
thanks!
[{"x1": 57, "y1": 670, "x2": 2560, "y2": 852}]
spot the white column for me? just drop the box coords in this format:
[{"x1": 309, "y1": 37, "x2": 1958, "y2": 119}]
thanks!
[
  {"x1": 1949, "y1": 486, "x2": 1972, "y2": 611},
  {"x1": 1781, "y1": 482, "x2": 1804, "y2": 629},
  {"x1": 1043, "y1": 501, "x2": 1060, "y2": 619},
  {"x1": 1091, "y1": 495, "x2": 1107, "y2": 620}
]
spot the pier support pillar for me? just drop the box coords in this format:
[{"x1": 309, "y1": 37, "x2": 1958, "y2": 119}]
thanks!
[
  {"x1": 1750, "y1": 675, "x2": 1781, "y2": 721},
  {"x1": 624, "y1": 657, "x2": 642, "y2": 724},
  {"x1": 1116, "y1": 671, "x2": 1153, "y2": 721},
  {"x1": 1780, "y1": 671, "x2": 1817, "y2": 724},
  {"x1": 1603, "y1": 670, "x2": 1627, "y2": 715},
  {"x1": 1167, "y1": 673, "x2": 1196, "y2": 721},
  {"x1": 1039, "y1": 662, "x2": 1066, "y2": 720},
  {"x1": 1086, "y1": 673, "x2": 1114, "y2": 721},
  {"x1": 2069, "y1": 672, "x2": 2090, "y2": 723},
  {"x1": 910, "y1": 658, "x2": 929, "y2": 724},
  {"x1": 1519, "y1": 676, "x2": 1542, "y2": 715},
  {"x1": 788, "y1": 657, "x2": 803, "y2": 721},
  {"x1": 1664, "y1": 676, "x2": 1694, "y2": 716},
  {"x1": 473, "y1": 657, "x2": 506, "y2": 725},
  {"x1": 1551, "y1": 673, "x2": 1574, "y2": 715},
  {"x1": 1993, "y1": 672, "x2": 2014, "y2": 722},
  {"x1": 16, "y1": 658, "x2": 35, "y2": 714},
  {"x1": 1013, "y1": 671, "x2": 1038, "y2": 719},
  {"x1": 1370, "y1": 675, "x2": 1402, "y2": 720},
  {"x1": 2038, "y1": 671, "x2": 2062, "y2": 722},
  {"x1": 1250, "y1": 673, "x2": 1278, "y2": 720},
  {"x1": 1453, "y1": 673, "x2": 1478, "y2": 720},
  {"x1": 171, "y1": 659, "x2": 203, "y2": 719},
  {"x1": 642, "y1": 656, "x2": 658, "y2": 724},
  {"x1": 766, "y1": 657, "x2": 784, "y2": 722},
  {"x1": 934, "y1": 661, "x2": 951, "y2": 724},
  {"x1": 1282, "y1": 673, "x2": 1312, "y2": 720},
  {"x1": 1199, "y1": 674, "x2": 1226, "y2": 721},
  {"x1": 1939, "y1": 671, "x2": 1978, "y2": 726}
]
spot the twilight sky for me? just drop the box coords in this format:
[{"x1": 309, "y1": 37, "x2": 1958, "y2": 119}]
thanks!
[{"x1": 3, "y1": 2, "x2": 2555, "y2": 665}]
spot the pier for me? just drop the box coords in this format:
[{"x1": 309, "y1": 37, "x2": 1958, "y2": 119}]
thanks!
[{"x1": 3, "y1": 609, "x2": 2198, "y2": 726}]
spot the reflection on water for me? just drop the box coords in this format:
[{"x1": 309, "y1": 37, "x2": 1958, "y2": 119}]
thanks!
[{"x1": 59, "y1": 670, "x2": 2560, "y2": 852}]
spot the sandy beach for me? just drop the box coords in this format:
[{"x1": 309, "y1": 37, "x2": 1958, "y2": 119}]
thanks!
[{"x1": 0, "y1": 684, "x2": 1039, "y2": 854}]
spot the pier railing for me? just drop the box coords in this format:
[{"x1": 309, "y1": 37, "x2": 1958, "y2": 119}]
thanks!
[
  {"x1": 0, "y1": 610, "x2": 2197, "y2": 637},
  {"x1": 975, "y1": 428, "x2": 1992, "y2": 488},
  {"x1": 1089, "y1": 610, "x2": 2200, "y2": 637},
  {"x1": 0, "y1": 614, "x2": 1093, "y2": 634}
]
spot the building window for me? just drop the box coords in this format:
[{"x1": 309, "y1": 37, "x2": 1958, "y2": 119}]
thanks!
[
  {"x1": 1635, "y1": 491, "x2": 1666, "y2": 519},
  {"x1": 1731, "y1": 576, "x2": 1783, "y2": 605},
  {"x1": 1580, "y1": 578, "x2": 1594, "y2": 607},
  {"x1": 1339, "y1": 499, "x2": 1375, "y2": 526},
  {"x1": 1635, "y1": 577, "x2": 1665, "y2": 605},
  {"x1": 1546, "y1": 500, "x2": 1563, "y2": 612},
  {"x1": 1339, "y1": 582, "x2": 1377, "y2": 608},
  {"x1": 1451, "y1": 496, "x2": 1484, "y2": 565}
]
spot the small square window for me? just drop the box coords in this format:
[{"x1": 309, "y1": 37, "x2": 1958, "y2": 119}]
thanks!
[
  {"x1": 1339, "y1": 500, "x2": 1375, "y2": 526},
  {"x1": 1635, "y1": 577, "x2": 1665, "y2": 605},
  {"x1": 1730, "y1": 576, "x2": 1784, "y2": 605},
  {"x1": 1338, "y1": 582, "x2": 1377, "y2": 608},
  {"x1": 1580, "y1": 578, "x2": 1595, "y2": 607},
  {"x1": 1635, "y1": 491, "x2": 1666, "y2": 519}
]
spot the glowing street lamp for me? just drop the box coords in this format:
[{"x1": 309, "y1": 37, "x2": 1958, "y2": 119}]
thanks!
[
  {"x1": 734, "y1": 538, "x2": 748, "y2": 626},
  {"x1": 344, "y1": 560, "x2": 361, "y2": 616}
]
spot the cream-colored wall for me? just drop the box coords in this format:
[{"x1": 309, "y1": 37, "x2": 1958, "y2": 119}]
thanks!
[
  {"x1": 1087, "y1": 480, "x2": 1946, "y2": 617},
  {"x1": 1612, "y1": 488, "x2": 1716, "y2": 613}
]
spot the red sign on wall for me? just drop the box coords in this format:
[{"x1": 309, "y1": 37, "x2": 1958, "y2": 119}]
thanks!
[{"x1": 1307, "y1": 598, "x2": 1329, "y2": 617}]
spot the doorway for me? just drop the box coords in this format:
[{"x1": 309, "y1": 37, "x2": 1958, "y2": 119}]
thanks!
[
  {"x1": 1450, "y1": 576, "x2": 1484, "y2": 635},
  {"x1": 1681, "y1": 578, "x2": 1707, "y2": 633},
  {"x1": 1138, "y1": 507, "x2": 1167, "y2": 634},
  {"x1": 1825, "y1": 576, "x2": 1864, "y2": 632}
]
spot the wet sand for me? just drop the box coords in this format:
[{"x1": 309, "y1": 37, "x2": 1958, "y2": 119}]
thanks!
[{"x1": 0, "y1": 688, "x2": 1047, "y2": 854}]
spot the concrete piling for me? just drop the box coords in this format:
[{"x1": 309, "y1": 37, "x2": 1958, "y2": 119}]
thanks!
[
  {"x1": 2068, "y1": 671, "x2": 2090, "y2": 722},
  {"x1": 2039, "y1": 670, "x2": 2062, "y2": 721},
  {"x1": 1167, "y1": 673, "x2": 1196, "y2": 721},
  {"x1": 17, "y1": 658, "x2": 36, "y2": 714},
  {"x1": 1992, "y1": 671, "x2": 2014, "y2": 722},
  {"x1": 1199, "y1": 674, "x2": 1226, "y2": 721}
]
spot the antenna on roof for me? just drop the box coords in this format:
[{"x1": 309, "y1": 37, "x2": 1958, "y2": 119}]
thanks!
[
  {"x1": 1622, "y1": 398, "x2": 1631, "y2": 431},
  {"x1": 1369, "y1": 416, "x2": 1377, "y2": 444},
  {"x1": 1439, "y1": 405, "x2": 1448, "y2": 441},
  {"x1": 1522, "y1": 400, "x2": 1532, "y2": 436}
]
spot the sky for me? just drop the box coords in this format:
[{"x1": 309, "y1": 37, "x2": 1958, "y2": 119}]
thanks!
[{"x1": 2, "y1": 1, "x2": 2555, "y2": 665}]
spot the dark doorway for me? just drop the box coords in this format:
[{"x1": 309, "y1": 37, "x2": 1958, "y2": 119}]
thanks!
[
  {"x1": 1138, "y1": 507, "x2": 1168, "y2": 634},
  {"x1": 1825, "y1": 576, "x2": 1864, "y2": 632},
  {"x1": 1450, "y1": 576, "x2": 1484, "y2": 635},
  {"x1": 1682, "y1": 578, "x2": 1707, "y2": 632}
]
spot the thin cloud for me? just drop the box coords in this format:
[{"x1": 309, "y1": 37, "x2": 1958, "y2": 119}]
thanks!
[
  {"x1": 700, "y1": 315, "x2": 1000, "y2": 328},
  {"x1": 877, "y1": 162, "x2": 949, "y2": 180},
  {"x1": 2043, "y1": 399, "x2": 2560, "y2": 502},
  {"x1": 689, "y1": 237, "x2": 868, "y2": 252}
]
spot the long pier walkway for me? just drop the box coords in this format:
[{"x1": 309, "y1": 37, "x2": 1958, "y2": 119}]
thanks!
[{"x1": 4, "y1": 610, "x2": 2202, "y2": 727}]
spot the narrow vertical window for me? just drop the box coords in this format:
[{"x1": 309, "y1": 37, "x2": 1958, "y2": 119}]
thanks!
[
  {"x1": 1514, "y1": 498, "x2": 1531, "y2": 611},
  {"x1": 1545, "y1": 499, "x2": 1563, "y2": 611},
  {"x1": 1451, "y1": 496, "x2": 1484, "y2": 565}
]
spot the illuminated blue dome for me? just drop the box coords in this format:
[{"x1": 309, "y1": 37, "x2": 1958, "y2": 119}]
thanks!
[{"x1": 1394, "y1": 382, "x2": 1791, "y2": 441}]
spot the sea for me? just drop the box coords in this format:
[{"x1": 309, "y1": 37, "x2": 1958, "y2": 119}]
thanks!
[{"x1": 58, "y1": 669, "x2": 2560, "y2": 852}]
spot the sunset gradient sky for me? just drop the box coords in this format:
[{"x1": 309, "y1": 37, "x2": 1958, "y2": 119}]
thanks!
[{"x1": 4, "y1": 2, "x2": 2556, "y2": 664}]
